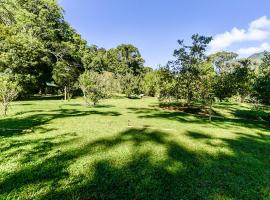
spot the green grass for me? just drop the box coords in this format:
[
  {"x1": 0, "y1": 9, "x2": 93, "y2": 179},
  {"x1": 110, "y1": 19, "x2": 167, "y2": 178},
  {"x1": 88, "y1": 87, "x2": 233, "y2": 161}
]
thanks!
[{"x1": 0, "y1": 97, "x2": 270, "y2": 199}]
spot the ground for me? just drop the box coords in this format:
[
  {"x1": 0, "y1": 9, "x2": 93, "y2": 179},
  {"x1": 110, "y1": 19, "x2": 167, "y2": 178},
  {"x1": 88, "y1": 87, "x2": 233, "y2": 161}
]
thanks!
[{"x1": 0, "y1": 97, "x2": 270, "y2": 200}]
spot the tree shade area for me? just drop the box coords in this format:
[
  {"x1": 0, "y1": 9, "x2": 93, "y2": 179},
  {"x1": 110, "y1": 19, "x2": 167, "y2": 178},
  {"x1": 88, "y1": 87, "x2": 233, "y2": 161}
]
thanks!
[
  {"x1": 0, "y1": 0, "x2": 270, "y2": 199},
  {"x1": 0, "y1": 98, "x2": 270, "y2": 199}
]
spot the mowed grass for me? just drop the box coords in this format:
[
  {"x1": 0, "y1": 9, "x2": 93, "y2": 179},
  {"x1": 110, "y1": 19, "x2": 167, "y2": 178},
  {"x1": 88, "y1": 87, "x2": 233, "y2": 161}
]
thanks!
[{"x1": 0, "y1": 97, "x2": 270, "y2": 200}]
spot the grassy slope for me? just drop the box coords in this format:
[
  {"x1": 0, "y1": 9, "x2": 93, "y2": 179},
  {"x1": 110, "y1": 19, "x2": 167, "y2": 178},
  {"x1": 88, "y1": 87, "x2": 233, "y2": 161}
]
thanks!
[{"x1": 0, "y1": 97, "x2": 270, "y2": 200}]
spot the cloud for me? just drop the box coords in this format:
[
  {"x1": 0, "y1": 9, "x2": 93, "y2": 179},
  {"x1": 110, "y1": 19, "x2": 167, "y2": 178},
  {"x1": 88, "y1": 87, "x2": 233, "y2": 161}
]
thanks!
[
  {"x1": 237, "y1": 42, "x2": 270, "y2": 55},
  {"x1": 250, "y1": 16, "x2": 270, "y2": 29},
  {"x1": 209, "y1": 16, "x2": 270, "y2": 53}
]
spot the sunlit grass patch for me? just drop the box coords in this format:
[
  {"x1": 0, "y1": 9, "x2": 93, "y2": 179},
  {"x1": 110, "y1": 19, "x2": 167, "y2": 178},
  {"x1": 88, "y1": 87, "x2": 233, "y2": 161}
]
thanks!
[{"x1": 0, "y1": 97, "x2": 270, "y2": 199}]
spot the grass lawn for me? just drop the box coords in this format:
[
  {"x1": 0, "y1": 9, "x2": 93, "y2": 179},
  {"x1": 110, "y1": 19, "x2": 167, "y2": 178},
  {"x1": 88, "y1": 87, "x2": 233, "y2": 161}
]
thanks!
[{"x1": 0, "y1": 97, "x2": 270, "y2": 199}]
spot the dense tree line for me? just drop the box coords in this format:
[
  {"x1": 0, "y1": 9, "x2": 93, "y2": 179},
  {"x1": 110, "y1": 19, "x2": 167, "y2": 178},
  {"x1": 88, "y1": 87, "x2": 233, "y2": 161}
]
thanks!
[
  {"x1": 145, "y1": 36, "x2": 270, "y2": 106},
  {"x1": 0, "y1": 0, "x2": 270, "y2": 114},
  {"x1": 0, "y1": 0, "x2": 146, "y2": 105}
]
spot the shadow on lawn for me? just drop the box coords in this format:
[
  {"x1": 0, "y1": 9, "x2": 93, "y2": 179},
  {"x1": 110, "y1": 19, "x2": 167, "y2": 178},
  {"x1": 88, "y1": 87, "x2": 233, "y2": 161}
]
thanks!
[
  {"x1": 127, "y1": 106, "x2": 270, "y2": 131},
  {"x1": 1, "y1": 128, "x2": 269, "y2": 199},
  {"x1": 0, "y1": 108, "x2": 121, "y2": 137}
]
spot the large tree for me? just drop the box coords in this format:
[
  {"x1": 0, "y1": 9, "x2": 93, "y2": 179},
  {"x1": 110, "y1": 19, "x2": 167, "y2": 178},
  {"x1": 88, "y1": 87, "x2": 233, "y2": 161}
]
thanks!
[
  {"x1": 82, "y1": 45, "x2": 108, "y2": 72},
  {"x1": 107, "y1": 44, "x2": 145, "y2": 75},
  {"x1": 0, "y1": 0, "x2": 86, "y2": 98}
]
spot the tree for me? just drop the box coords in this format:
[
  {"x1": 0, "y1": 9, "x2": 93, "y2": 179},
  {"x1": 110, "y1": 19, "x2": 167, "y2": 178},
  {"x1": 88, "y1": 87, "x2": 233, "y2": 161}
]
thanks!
[
  {"x1": 211, "y1": 57, "x2": 254, "y2": 102},
  {"x1": 170, "y1": 34, "x2": 212, "y2": 104},
  {"x1": 79, "y1": 71, "x2": 106, "y2": 106},
  {"x1": 52, "y1": 60, "x2": 79, "y2": 101},
  {"x1": 102, "y1": 72, "x2": 121, "y2": 97},
  {"x1": 143, "y1": 70, "x2": 158, "y2": 97},
  {"x1": 107, "y1": 44, "x2": 145, "y2": 75},
  {"x1": 0, "y1": 73, "x2": 20, "y2": 116},
  {"x1": 120, "y1": 73, "x2": 142, "y2": 98},
  {"x1": 197, "y1": 61, "x2": 215, "y2": 103},
  {"x1": 82, "y1": 45, "x2": 108, "y2": 72},
  {"x1": 79, "y1": 71, "x2": 119, "y2": 106},
  {"x1": 209, "y1": 52, "x2": 239, "y2": 101},
  {"x1": 232, "y1": 59, "x2": 254, "y2": 102},
  {"x1": 156, "y1": 66, "x2": 177, "y2": 101},
  {"x1": 254, "y1": 52, "x2": 270, "y2": 104},
  {"x1": 0, "y1": 0, "x2": 86, "y2": 98}
]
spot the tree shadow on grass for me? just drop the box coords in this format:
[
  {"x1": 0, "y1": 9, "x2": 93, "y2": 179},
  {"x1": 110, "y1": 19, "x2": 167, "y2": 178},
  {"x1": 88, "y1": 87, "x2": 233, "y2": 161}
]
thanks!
[
  {"x1": 127, "y1": 106, "x2": 270, "y2": 132},
  {"x1": 43, "y1": 128, "x2": 270, "y2": 199},
  {"x1": 0, "y1": 109, "x2": 121, "y2": 137},
  {"x1": 1, "y1": 128, "x2": 269, "y2": 199},
  {"x1": 233, "y1": 109, "x2": 270, "y2": 121}
]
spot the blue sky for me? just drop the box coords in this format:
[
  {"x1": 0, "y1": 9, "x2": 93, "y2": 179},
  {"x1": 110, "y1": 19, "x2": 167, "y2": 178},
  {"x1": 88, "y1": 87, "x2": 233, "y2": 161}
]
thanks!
[{"x1": 59, "y1": 0, "x2": 270, "y2": 68}]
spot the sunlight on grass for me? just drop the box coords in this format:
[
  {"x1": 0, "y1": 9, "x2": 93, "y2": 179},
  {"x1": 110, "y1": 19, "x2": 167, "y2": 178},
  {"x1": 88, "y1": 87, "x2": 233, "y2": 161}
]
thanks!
[{"x1": 1, "y1": 97, "x2": 270, "y2": 199}]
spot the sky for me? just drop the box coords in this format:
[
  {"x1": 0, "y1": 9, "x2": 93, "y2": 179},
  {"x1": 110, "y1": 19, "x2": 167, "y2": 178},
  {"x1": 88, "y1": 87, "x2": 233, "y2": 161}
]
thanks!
[{"x1": 59, "y1": 0, "x2": 270, "y2": 68}]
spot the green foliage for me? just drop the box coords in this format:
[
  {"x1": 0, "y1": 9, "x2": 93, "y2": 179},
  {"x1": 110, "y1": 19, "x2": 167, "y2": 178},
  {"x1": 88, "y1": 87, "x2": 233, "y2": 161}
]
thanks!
[
  {"x1": 156, "y1": 66, "x2": 177, "y2": 101},
  {"x1": 102, "y1": 71, "x2": 121, "y2": 97},
  {"x1": 79, "y1": 71, "x2": 105, "y2": 105},
  {"x1": 79, "y1": 71, "x2": 119, "y2": 105},
  {"x1": 254, "y1": 54, "x2": 270, "y2": 104},
  {"x1": 52, "y1": 61, "x2": 79, "y2": 100},
  {"x1": 0, "y1": 73, "x2": 20, "y2": 115},
  {"x1": 162, "y1": 34, "x2": 213, "y2": 104},
  {"x1": 107, "y1": 44, "x2": 145, "y2": 75},
  {"x1": 120, "y1": 73, "x2": 142, "y2": 98},
  {"x1": 209, "y1": 52, "x2": 252, "y2": 102},
  {"x1": 143, "y1": 71, "x2": 158, "y2": 96},
  {"x1": 0, "y1": 0, "x2": 86, "y2": 97},
  {"x1": 82, "y1": 45, "x2": 108, "y2": 72},
  {"x1": 232, "y1": 59, "x2": 254, "y2": 102},
  {"x1": 0, "y1": 0, "x2": 268, "y2": 107}
]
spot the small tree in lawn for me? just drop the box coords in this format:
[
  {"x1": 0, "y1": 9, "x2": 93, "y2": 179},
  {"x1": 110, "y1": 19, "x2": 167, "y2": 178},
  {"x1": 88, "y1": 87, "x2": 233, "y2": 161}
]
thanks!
[
  {"x1": 53, "y1": 61, "x2": 79, "y2": 101},
  {"x1": 170, "y1": 34, "x2": 212, "y2": 104},
  {"x1": 120, "y1": 73, "x2": 142, "y2": 98},
  {"x1": 102, "y1": 72, "x2": 121, "y2": 97},
  {"x1": 79, "y1": 71, "x2": 108, "y2": 106},
  {"x1": 143, "y1": 71, "x2": 158, "y2": 97},
  {"x1": 0, "y1": 74, "x2": 20, "y2": 116}
]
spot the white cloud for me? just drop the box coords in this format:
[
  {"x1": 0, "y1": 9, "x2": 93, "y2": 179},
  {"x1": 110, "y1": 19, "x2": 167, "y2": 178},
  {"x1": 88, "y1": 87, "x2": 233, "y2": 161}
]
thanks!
[
  {"x1": 237, "y1": 42, "x2": 270, "y2": 55},
  {"x1": 250, "y1": 16, "x2": 270, "y2": 29},
  {"x1": 209, "y1": 16, "x2": 270, "y2": 53}
]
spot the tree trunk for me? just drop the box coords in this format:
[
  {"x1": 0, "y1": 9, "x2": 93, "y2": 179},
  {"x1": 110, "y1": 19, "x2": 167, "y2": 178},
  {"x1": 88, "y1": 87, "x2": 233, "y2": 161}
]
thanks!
[
  {"x1": 64, "y1": 86, "x2": 67, "y2": 101},
  {"x1": 209, "y1": 99, "x2": 212, "y2": 122},
  {"x1": 4, "y1": 106, "x2": 7, "y2": 116},
  {"x1": 240, "y1": 95, "x2": 245, "y2": 103},
  {"x1": 2, "y1": 103, "x2": 7, "y2": 116}
]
